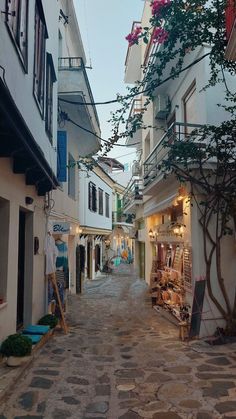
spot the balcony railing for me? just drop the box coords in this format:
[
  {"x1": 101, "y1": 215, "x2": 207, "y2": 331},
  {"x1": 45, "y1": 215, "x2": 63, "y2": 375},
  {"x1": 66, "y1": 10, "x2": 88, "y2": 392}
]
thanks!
[
  {"x1": 112, "y1": 211, "x2": 133, "y2": 224},
  {"x1": 143, "y1": 122, "x2": 203, "y2": 188},
  {"x1": 58, "y1": 57, "x2": 84, "y2": 69},
  {"x1": 58, "y1": 56, "x2": 99, "y2": 127},
  {"x1": 123, "y1": 178, "x2": 143, "y2": 209}
]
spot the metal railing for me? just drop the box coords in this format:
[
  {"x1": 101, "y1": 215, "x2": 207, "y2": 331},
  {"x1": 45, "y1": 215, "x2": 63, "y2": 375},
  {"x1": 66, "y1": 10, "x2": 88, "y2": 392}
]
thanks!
[
  {"x1": 143, "y1": 122, "x2": 203, "y2": 188},
  {"x1": 123, "y1": 178, "x2": 143, "y2": 209},
  {"x1": 58, "y1": 57, "x2": 84, "y2": 69},
  {"x1": 112, "y1": 211, "x2": 133, "y2": 224},
  {"x1": 58, "y1": 56, "x2": 100, "y2": 128}
]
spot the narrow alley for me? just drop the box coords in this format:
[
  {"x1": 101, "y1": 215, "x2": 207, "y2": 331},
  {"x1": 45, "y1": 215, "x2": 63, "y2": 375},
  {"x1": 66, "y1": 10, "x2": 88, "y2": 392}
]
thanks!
[{"x1": 1, "y1": 265, "x2": 236, "y2": 419}]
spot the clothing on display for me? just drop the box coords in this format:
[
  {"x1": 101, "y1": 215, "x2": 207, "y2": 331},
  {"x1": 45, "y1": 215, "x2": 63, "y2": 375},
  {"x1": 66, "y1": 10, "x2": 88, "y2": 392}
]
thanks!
[{"x1": 44, "y1": 233, "x2": 58, "y2": 275}]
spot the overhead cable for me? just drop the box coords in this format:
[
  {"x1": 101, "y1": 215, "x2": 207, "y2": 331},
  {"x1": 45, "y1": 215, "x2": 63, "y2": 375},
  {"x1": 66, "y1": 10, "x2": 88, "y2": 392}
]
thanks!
[{"x1": 58, "y1": 52, "x2": 211, "y2": 107}]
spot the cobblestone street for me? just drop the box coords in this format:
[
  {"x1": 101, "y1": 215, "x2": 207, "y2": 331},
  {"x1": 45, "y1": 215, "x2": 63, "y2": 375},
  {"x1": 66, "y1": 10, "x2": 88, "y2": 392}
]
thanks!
[{"x1": 1, "y1": 265, "x2": 236, "y2": 419}]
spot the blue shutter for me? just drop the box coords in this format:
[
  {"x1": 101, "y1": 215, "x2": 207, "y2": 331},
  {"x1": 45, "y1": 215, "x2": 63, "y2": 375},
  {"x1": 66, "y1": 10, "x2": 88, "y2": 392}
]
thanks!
[{"x1": 57, "y1": 131, "x2": 67, "y2": 182}]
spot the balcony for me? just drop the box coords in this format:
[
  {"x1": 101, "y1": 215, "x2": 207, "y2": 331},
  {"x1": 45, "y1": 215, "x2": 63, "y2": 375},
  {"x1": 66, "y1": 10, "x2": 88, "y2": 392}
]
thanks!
[
  {"x1": 112, "y1": 211, "x2": 134, "y2": 224},
  {"x1": 225, "y1": 0, "x2": 236, "y2": 60},
  {"x1": 126, "y1": 98, "x2": 142, "y2": 147},
  {"x1": 123, "y1": 178, "x2": 143, "y2": 212},
  {"x1": 143, "y1": 122, "x2": 203, "y2": 191},
  {"x1": 58, "y1": 57, "x2": 100, "y2": 156}
]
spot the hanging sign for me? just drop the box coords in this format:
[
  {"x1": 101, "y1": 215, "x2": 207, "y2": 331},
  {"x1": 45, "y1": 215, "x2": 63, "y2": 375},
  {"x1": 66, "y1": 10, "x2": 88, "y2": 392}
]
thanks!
[{"x1": 52, "y1": 222, "x2": 70, "y2": 234}]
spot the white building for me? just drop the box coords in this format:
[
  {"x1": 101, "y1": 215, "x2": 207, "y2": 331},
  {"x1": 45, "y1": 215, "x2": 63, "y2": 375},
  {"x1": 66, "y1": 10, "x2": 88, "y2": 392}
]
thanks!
[
  {"x1": 0, "y1": 0, "x2": 59, "y2": 340},
  {"x1": 47, "y1": 0, "x2": 102, "y2": 293},
  {"x1": 124, "y1": 0, "x2": 236, "y2": 337}
]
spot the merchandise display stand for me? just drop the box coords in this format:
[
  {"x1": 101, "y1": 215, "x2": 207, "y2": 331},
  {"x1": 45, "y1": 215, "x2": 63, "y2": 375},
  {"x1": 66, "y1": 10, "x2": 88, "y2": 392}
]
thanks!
[{"x1": 49, "y1": 273, "x2": 68, "y2": 334}]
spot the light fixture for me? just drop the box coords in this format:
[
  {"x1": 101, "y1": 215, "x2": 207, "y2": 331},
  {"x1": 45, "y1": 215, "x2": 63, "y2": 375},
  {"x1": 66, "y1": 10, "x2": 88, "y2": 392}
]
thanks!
[
  {"x1": 76, "y1": 226, "x2": 83, "y2": 234},
  {"x1": 161, "y1": 243, "x2": 164, "y2": 248},
  {"x1": 149, "y1": 229, "x2": 153, "y2": 238},
  {"x1": 25, "y1": 196, "x2": 34, "y2": 205},
  {"x1": 177, "y1": 186, "x2": 186, "y2": 201},
  {"x1": 104, "y1": 238, "x2": 111, "y2": 248}
]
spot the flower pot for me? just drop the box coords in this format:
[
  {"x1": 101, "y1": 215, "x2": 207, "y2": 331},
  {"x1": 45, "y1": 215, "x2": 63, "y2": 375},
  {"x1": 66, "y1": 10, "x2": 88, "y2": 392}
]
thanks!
[{"x1": 7, "y1": 355, "x2": 31, "y2": 367}]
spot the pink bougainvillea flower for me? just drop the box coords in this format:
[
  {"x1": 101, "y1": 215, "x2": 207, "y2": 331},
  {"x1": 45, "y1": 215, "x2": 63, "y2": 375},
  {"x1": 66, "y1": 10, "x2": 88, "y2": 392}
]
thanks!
[
  {"x1": 151, "y1": 0, "x2": 171, "y2": 17},
  {"x1": 152, "y1": 27, "x2": 169, "y2": 44},
  {"x1": 125, "y1": 26, "x2": 142, "y2": 47}
]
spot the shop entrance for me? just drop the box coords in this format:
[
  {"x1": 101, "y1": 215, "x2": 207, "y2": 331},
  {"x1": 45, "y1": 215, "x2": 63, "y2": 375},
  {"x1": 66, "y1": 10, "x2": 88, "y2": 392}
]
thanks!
[
  {"x1": 139, "y1": 242, "x2": 145, "y2": 279},
  {"x1": 87, "y1": 241, "x2": 92, "y2": 279},
  {"x1": 95, "y1": 244, "x2": 101, "y2": 273},
  {"x1": 76, "y1": 245, "x2": 85, "y2": 293},
  {"x1": 17, "y1": 210, "x2": 26, "y2": 328}
]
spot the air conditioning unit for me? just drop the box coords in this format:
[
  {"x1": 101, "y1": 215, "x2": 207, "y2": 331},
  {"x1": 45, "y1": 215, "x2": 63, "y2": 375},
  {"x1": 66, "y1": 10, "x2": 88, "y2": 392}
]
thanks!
[
  {"x1": 132, "y1": 160, "x2": 141, "y2": 176},
  {"x1": 154, "y1": 95, "x2": 170, "y2": 119}
]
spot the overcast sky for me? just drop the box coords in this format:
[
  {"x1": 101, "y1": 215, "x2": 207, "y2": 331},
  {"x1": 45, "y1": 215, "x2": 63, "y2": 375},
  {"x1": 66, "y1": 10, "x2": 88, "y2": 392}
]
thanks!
[{"x1": 74, "y1": 0, "x2": 144, "y2": 166}]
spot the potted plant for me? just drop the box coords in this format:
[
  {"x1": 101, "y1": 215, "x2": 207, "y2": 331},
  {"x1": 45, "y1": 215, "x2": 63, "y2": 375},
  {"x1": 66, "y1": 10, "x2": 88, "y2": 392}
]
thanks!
[
  {"x1": 38, "y1": 314, "x2": 58, "y2": 329},
  {"x1": 0, "y1": 334, "x2": 32, "y2": 367}
]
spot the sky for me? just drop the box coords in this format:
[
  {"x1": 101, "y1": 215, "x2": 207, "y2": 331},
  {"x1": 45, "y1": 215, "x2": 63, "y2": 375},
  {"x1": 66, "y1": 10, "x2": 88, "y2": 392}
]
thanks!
[{"x1": 74, "y1": 0, "x2": 144, "y2": 167}]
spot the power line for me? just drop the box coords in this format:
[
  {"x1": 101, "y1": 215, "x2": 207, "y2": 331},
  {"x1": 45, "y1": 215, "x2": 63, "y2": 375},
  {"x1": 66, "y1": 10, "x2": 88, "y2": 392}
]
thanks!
[
  {"x1": 58, "y1": 52, "x2": 210, "y2": 107},
  {"x1": 61, "y1": 112, "x2": 140, "y2": 147}
]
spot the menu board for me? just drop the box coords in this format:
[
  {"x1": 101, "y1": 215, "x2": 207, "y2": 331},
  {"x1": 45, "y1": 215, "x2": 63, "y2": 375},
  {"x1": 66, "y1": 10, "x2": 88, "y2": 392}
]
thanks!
[
  {"x1": 183, "y1": 246, "x2": 192, "y2": 286},
  {"x1": 173, "y1": 246, "x2": 183, "y2": 272}
]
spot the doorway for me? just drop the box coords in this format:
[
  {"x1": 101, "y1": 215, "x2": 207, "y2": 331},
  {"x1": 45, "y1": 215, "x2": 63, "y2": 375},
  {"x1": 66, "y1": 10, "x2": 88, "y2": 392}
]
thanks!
[
  {"x1": 76, "y1": 245, "x2": 85, "y2": 293},
  {"x1": 95, "y1": 244, "x2": 101, "y2": 273},
  {"x1": 17, "y1": 210, "x2": 26, "y2": 328},
  {"x1": 87, "y1": 241, "x2": 92, "y2": 279},
  {"x1": 139, "y1": 242, "x2": 145, "y2": 279}
]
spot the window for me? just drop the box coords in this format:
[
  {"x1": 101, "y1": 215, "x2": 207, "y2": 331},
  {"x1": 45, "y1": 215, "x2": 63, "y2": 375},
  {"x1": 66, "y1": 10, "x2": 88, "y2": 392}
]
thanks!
[
  {"x1": 45, "y1": 54, "x2": 56, "y2": 141},
  {"x1": 105, "y1": 193, "x2": 110, "y2": 218},
  {"x1": 183, "y1": 82, "x2": 197, "y2": 133},
  {"x1": 33, "y1": 0, "x2": 48, "y2": 115},
  {"x1": 6, "y1": 0, "x2": 28, "y2": 68},
  {"x1": 68, "y1": 153, "x2": 75, "y2": 199},
  {"x1": 98, "y1": 188, "x2": 103, "y2": 215},
  {"x1": 88, "y1": 182, "x2": 97, "y2": 212}
]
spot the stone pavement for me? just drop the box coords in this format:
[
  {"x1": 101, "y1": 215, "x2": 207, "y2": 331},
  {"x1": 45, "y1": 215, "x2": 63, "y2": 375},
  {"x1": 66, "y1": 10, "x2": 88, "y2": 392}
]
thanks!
[{"x1": 1, "y1": 264, "x2": 236, "y2": 419}]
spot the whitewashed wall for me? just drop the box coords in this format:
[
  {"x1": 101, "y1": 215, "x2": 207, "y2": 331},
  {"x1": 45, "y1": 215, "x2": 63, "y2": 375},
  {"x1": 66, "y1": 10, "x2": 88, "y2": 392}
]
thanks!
[{"x1": 0, "y1": 0, "x2": 58, "y2": 172}]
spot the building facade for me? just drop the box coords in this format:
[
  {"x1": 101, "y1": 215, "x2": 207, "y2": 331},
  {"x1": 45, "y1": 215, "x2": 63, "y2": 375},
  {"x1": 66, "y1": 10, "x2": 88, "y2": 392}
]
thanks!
[
  {"x1": 124, "y1": 0, "x2": 236, "y2": 337},
  {"x1": 0, "y1": 0, "x2": 59, "y2": 340}
]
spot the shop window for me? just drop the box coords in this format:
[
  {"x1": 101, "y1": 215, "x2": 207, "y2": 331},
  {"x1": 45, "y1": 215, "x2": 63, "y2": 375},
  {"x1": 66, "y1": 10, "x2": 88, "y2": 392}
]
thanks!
[
  {"x1": 45, "y1": 53, "x2": 56, "y2": 141},
  {"x1": 6, "y1": 0, "x2": 28, "y2": 69},
  {"x1": 68, "y1": 153, "x2": 75, "y2": 199},
  {"x1": 33, "y1": 0, "x2": 48, "y2": 115},
  {"x1": 0, "y1": 199, "x2": 10, "y2": 305},
  {"x1": 98, "y1": 188, "x2": 103, "y2": 215},
  {"x1": 105, "y1": 193, "x2": 110, "y2": 218},
  {"x1": 88, "y1": 182, "x2": 97, "y2": 212}
]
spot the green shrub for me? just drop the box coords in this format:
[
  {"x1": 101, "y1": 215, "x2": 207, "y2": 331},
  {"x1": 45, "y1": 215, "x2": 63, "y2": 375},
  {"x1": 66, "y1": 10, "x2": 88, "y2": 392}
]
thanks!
[
  {"x1": 38, "y1": 314, "x2": 58, "y2": 329},
  {"x1": 0, "y1": 334, "x2": 32, "y2": 357}
]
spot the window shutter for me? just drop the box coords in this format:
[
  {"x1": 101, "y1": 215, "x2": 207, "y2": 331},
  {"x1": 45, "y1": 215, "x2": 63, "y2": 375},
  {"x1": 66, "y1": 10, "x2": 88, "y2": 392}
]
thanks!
[{"x1": 57, "y1": 131, "x2": 67, "y2": 182}]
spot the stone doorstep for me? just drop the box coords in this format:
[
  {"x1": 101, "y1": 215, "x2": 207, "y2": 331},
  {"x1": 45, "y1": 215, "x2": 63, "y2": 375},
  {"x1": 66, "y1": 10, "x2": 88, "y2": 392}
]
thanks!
[{"x1": 0, "y1": 329, "x2": 54, "y2": 404}]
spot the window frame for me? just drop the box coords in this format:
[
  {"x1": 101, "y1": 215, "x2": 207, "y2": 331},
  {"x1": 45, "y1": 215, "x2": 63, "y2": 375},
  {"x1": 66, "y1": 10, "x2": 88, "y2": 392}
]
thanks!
[
  {"x1": 45, "y1": 53, "x2": 56, "y2": 142},
  {"x1": 98, "y1": 188, "x2": 104, "y2": 215},
  {"x1": 183, "y1": 81, "x2": 196, "y2": 134},
  {"x1": 88, "y1": 182, "x2": 97, "y2": 212},
  {"x1": 5, "y1": 0, "x2": 29, "y2": 71},
  {"x1": 105, "y1": 192, "x2": 110, "y2": 218},
  {"x1": 33, "y1": 0, "x2": 48, "y2": 117}
]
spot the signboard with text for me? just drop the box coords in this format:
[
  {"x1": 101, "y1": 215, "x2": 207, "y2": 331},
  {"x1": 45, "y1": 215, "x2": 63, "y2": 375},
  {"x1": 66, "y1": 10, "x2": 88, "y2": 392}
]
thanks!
[{"x1": 52, "y1": 222, "x2": 70, "y2": 234}]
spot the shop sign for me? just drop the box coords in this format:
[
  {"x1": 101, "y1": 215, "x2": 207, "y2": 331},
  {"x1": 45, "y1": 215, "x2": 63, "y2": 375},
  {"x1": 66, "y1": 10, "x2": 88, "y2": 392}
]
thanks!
[{"x1": 52, "y1": 221, "x2": 70, "y2": 234}]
